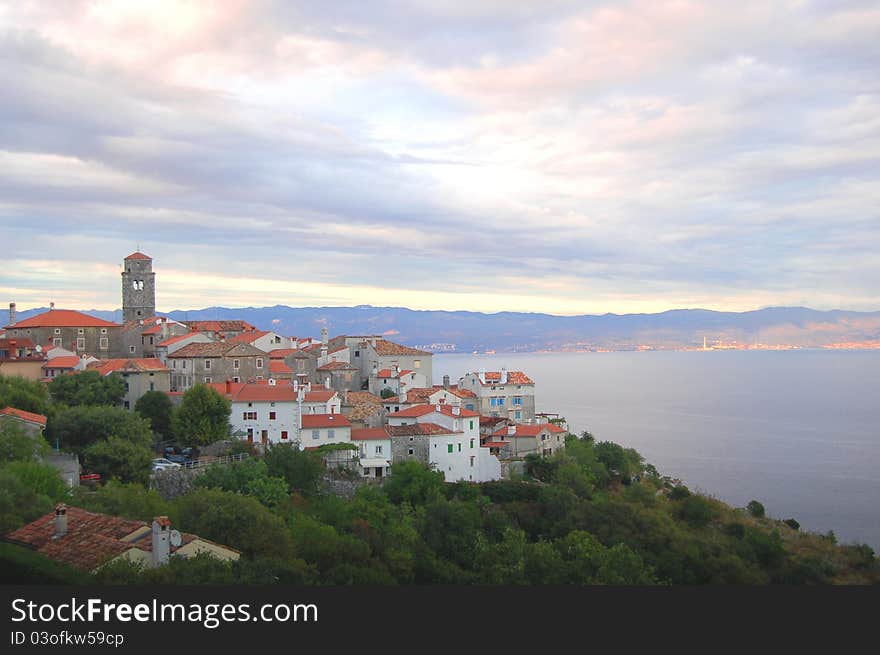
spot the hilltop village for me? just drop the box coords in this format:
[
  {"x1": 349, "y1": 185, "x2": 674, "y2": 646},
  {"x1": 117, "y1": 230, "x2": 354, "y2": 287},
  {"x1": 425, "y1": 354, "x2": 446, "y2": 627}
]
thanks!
[{"x1": 1, "y1": 252, "x2": 567, "y2": 486}]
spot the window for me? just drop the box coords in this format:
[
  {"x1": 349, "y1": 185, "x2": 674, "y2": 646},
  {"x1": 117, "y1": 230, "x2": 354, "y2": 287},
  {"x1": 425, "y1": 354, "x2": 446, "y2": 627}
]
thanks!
[
  {"x1": 515, "y1": 411, "x2": 521, "y2": 420},
  {"x1": 269, "y1": 411, "x2": 276, "y2": 420},
  {"x1": 375, "y1": 445, "x2": 383, "y2": 455},
  {"x1": 76, "y1": 338, "x2": 85, "y2": 350},
  {"x1": 101, "y1": 328, "x2": 108, "y2": 335},
  {"x1": 243, "y1": 411, "x2": 257, "y2": 420},
  {"x1": 124, "y1": 401, "x2": 130, "y2": 409},
  {"x1": 447, "y1": 444, "x2": 453, "y2": 453},
  {"x1": 99, "y1": 337, "x2": 108, "y2": 350},
  {"x1": 256, "y1": 358, "x2": 263, "y2": 368},
  {"x1": 54, "y1": 338, "x2": 62, "y2": 347},
  {"x1": 414, "y1": 359, "x2": 421, "y2": 368},
  {"x1": 498, "y1": 397, "x2": 505, "y2": 406},
  {"x1": 183, "y1": 360, "x2": 188, "y2": 369},
  {"x1": 408, "y1": 448, "x2": 414, "y2": 455},
  {"x1": 281, "y1": 431, "x2": 288, "y2": 440},
  {"x1": 233, "y1": 377, "x2": 240, "y2": 383},
  {"x1": 470, "y1": 439, "x2": 474, "y2": 449},
  {"x1": 513, "y1": 397, "x2": 523, "y2": 406},
  {"x1": 408, "y1": 436, "x2": 414, "y2": 442},
  {"x1": 54, "y1": 328, "x2": 61, "y2": 335},
  {"x1": 149, "y1": 382, "x2": 154, "y2": 391},
  {"x1": 354, "y1": 350, "x2": 359, "y2": 357},
  {"x1": 78, "y1": 328, "x2": 84, "y2": 335},
  {"x1": 328, "y1": 429, "x2": 335, "y2": 439},
  {"x1": 233, "y1": 359, "x2": 240, "y2": 370},
  {"x1": 470, "y1": 456, "x2": 475, "y2": 467},
  {"x1": 469, "y1": 420, "x2": 474, "y2": 430},
  {"x1": 204, "y1": 359, "x2": 211, "y2": 370},
  {"x1": 204, "y1": 376, "x2": 212, "y2": 383},
  {"x1": 458, "y1": 443, "x2": 462, "y2": 452},
  {"x1": 312, "y1": 430, "x2": 320, "y2": 440}
]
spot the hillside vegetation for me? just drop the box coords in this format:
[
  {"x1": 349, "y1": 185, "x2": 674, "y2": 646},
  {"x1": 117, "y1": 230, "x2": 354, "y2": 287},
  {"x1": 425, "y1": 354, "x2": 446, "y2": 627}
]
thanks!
[{"x1": 3, "y1": 428, "x2": 876, "y2": 585}]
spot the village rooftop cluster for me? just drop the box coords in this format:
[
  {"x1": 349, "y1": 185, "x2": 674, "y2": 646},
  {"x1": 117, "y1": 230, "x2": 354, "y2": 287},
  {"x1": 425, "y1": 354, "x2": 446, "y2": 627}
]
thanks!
[{"x1": 1, "y1": 252, "x2": 568, "y2": 487}]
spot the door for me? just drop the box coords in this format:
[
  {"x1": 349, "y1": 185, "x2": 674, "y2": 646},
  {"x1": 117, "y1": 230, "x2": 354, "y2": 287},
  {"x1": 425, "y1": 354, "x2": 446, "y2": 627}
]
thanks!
[
  {"x1": 375, "y1": 467, "x2": 383, "y2": 479},
  {"x1": 247, "y1": 429, "x2": 253, "y2": 444},
  {"x1": 261, "y1": 430, "x2": 268, "y2": 445}
]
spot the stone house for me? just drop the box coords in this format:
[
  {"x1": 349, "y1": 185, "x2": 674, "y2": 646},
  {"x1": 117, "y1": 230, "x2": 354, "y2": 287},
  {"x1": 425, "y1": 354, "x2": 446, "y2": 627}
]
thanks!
[
  {"x1": 459, "y1": 368, "x2": 537, "y2": 422},
  {"x1": 90, "y1": 358, "x2": 171, "y2": 410},
  {"x1": 489, "y1": 422, "x2": 568, "y2": 458},
  {"x1": 4, "y1": 307, "x2": 123, "y2": 359},
  {"x1": 166, "y1": 342, "x2": 268, "y2": 391}
]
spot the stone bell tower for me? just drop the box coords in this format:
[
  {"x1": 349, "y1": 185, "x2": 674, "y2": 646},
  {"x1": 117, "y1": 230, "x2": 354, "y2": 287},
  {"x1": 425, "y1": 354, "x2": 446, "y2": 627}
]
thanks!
[{"x1": 121, "y1": 251, "x2": 156, "y2": 323}]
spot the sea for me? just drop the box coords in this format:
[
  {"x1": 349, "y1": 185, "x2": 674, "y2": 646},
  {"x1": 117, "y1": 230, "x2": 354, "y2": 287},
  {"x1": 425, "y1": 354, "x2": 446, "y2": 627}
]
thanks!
[{"x1": 433, "y1": 350, "x2": 880, "y2": 550}]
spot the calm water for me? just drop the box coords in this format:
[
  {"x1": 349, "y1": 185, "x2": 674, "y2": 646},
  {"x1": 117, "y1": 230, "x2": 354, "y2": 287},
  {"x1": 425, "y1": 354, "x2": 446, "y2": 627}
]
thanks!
[{"x1": 433, "y1": 350, "x2": 880, "y2": 549}]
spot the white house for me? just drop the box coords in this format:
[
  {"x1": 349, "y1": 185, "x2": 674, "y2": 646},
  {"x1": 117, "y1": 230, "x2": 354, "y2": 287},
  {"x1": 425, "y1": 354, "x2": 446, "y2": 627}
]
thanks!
[
  {"x1": 229, "y1": 382, "x2": 298, "y2": 446},
  {"x1": 370, "y1": 367, "x2": 427, "y2": 396},
  {"x1": 387, "y1": 404, "x2": 501, "y2": 482},
  {"x1": 155, "y1": 332, "x2": 213, "y2": 366},
  {"x1": 300, "y1": 413, "x2": 351, "y2": 448},
  {"x1": 351, "y1": 427, "x2": 391, "y2": 479},
  {"x1": 227, "y1": 330, "x2": 296, "y2": 353}
]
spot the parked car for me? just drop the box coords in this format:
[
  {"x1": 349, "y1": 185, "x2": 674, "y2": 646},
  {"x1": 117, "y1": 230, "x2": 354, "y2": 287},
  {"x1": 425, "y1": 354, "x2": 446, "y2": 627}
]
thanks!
[
  {"x1": 79, "y1": 472, "x2": 101, "y2": 482},
  {"x1": 165, "y1": 453, "x2": 192, "y2": 465},
  {"x1": 151, "y1": 458, "x2": 182, "y2": 472}
]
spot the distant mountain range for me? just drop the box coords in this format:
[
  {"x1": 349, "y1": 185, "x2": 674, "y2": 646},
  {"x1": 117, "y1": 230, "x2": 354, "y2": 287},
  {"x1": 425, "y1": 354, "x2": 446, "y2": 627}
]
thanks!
[{"x1": 9, "y1": 305, "x2": 880, "y2": 352}]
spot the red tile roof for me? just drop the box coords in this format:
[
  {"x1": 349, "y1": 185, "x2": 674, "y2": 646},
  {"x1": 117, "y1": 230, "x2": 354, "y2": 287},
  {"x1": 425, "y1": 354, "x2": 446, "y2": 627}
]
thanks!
[
  {"x1": 157, "y1": 333, "x2": 200, "y2": 347},
  {"x1": 0, "y1": 338, "x2": 37, "y2": 349},
  {"x1": 303, "y1": 390, "x2": 336, "y2": 403},
  {"x1": 5, "y1": 506, "x2": 234, "y2": 572},
  {"x1": 317, "y1": 361, "x2": 354, "y2": 371},
  {"x1": 125, "y1": 252, "x2": 152, "y2": 260},
  {"x1": 301, "y1": 414, "x2": 351, "y2": 428},
  {"x1": 365, "y1": 339, "x2": 430, "y2": 356},
  {"x1": 345, "y1": 391, "x2": 384, "y2": 405},
  {"x1": 269, "y1": 360, "x2": 292, "y2": 374},
  {"x1": 168, "y1": 342, "x2": 264, "y2": 358},
  {"x1": 387, "y1": 422, "x2": 456, "y2": 437},
  {"x1": 233, "y1": 384, "x2": 298, "y2": 403},
  {"x1": 183, "y1": 320, "x2": 256, "y2": 333},
  {"x1": 492, "y1": 423, "x2": 566, "y2": 438},
  {"x1": 433, "y1": 384, "x2": 477, "y2": 399},
  {"x1": 0, "y1": 406, "x2": 47, "y2": 427},
  {"x1": 93, "y1": 358, "x2": 169, "y2": 375},
  {"x1": 351, "y1": 428, "x2": 391, "y2": 441},
  {"x1": 391, "y1": 404, "x2": 479, "y2": 419},
  {"x1": 474, "y1": 371, "x2": 535, "y2": 385},
  {"x1": 43, "y1": 356, "x2": 81, "y2": 369},
  {"x1": 7, "y1": 309, "x2": 121, "y2": 329},
  {"x1": 269, "y1": 348, "x2": 297, "y2": 359},
  {"x1": 482, "y1": 441, "x2": 510, "y2": 448},
  {"x1": 227, "y1": 330, "x2": 271, "y2": 344}
]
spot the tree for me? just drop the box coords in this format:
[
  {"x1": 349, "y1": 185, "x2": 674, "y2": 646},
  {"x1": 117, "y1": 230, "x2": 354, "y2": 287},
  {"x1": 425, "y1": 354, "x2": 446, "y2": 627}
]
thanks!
[
  {"x1": 379, "y1": 388, "x2": 396, "y2": 399},
  {"x1": 134, "y1": 391, "x2": 175, "y2": 441},
  {"x1": 195, "y1": 459, "x2": 289, "y2": 507},
  {"x1": 747, "y1": 500, "x2": 766, "y2": 518},
  {"x1": 72, "y1": 481, "x2": 170, "y2": 522},
  {"x1": 48, "y1": 406, "x2": 153, "y2": 455},
  {"x1": 384, "y1": 461, "x2": 445, "y2": 506},
  {"x1": 84, "y1": 436, "x2": 153, "y2": 484},
  {"x1": 48, "y1": 370, "x2": 125, "y2": 407},
  {"x1": 0, "y1": 420, "x2": 50, "y2": 462},
  {"x1": 173, "y1": 384, "x2": 231, "y2": 447},
  {"x1": 2, "y1": 461, "x2": 70, "y2": 502},
  {"x1": 172, "y1": 488, "x2": 294, "y2": 559},
  {"x1": 264, "y1": 443, "x2": 325, "y2": 495},
  {"x1": 0, "y1": 374, "x2": 50, "y2": 416},
  {"x1": 0, "y1": 468, "x2": 54, "y2": 533}
]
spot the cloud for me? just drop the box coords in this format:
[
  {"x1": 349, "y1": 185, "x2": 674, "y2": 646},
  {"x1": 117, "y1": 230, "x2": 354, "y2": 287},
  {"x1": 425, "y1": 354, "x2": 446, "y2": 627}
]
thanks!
[{"x1": 0, "y1": 0, "x2": 878, "y2": 316}]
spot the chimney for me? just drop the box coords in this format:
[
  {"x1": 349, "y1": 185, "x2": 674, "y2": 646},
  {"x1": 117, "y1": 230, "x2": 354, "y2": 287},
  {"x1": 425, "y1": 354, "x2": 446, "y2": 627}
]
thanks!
[
  {"x1": 53, "y1": 503, "x2": 68, "y2": 538},
  {"x1": 324, "y1": 377, "x2": 330, "y2": 389},
  {"x1": 152, "y1": 516, "x2": 172, "y2": 567},
  {"x1": 321, "y1": 327, "x2": 328, "y2": 345},
  {"x1": 500, "y1": 367, "x2": 508, "y2": 384},
  {"x1": 8, "y1": 302, "x2": 15, "y2": 325},
  {"x1": 49, "y1": 301, "x2": 55, "y2": 311},
  {"x1": 226, "y1": 379, "x2": 232, "y2": 395},
  {"x1": 443, "y1": 374, "x2": 450, "y2": 390},
  {"x1": 508, "y1": 425, "x2": 516, "y2": 436},
  {"x1": 293, "y1": 379, "x2": 298, "y2": 392},
  {"x1": 435, "y1": 403, "x2": 441, "y2": 413},
  {"x1": 371, "y1": 335, "x2": 377, "y2": 347}
]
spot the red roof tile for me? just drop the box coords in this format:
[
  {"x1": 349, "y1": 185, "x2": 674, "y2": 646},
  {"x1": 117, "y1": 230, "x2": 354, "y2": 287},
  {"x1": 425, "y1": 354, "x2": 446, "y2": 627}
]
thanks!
[
  {"x1": 7, "y1": 309, "x2": 121, "y2": 329},
  {"x1": 269, "y1": 360, "x2": 292, "y2": 374},
  {"x1": 303, "y1": 390, "x2": 336, "y2": 403},
  {"x1": 492, "y1": 423, "x2": 566, "y2": 438},
  {"x1": 233, "y1": 384, "x2": 298, "y2": 403},
  {"x1": 125, "y1": 252, "x2": 152, "y2": 260},
  {"x1": 93, "y1": 358, "x2": 168, "y2": 375},
  {"x1": 301, "y1": 414, "x2": 350, "y2": 428},
  {"x1": 0, "y1": 406, "x2": 47, "y2": 427},
  {"x1": 351, "y1": 428, "x2": 390, "y2": 441},
  {"x1": 475, "y1": 371, "x2": 535, "y2": 385},
  {"x1": 387, "y1": 422, "x2": 455, "y2": 437},
  {"x1": 43, "y1": 356, "x2": 81, "y2": 369},
  {"x1": 227, "y1": 330, "x2": 271, "y2": 344},
  {"x1": 391, "y1": 404, "x2": 479, "y2": 419},
  {"x1": 5, "y1": 506, "x2": 234, "y2": 572},
  {"x1": 268, "y1": 348, "x2": 297, "y2": 358},
  {"x1": 317, "y1": 361, "x2": 354, "y2": 371}
]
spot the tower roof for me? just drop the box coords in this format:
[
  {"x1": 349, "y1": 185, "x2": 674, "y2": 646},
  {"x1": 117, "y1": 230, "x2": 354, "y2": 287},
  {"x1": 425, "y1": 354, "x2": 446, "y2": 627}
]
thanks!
[{"x1": 125, "y1": 252, "x2": 151, "y2": 260}]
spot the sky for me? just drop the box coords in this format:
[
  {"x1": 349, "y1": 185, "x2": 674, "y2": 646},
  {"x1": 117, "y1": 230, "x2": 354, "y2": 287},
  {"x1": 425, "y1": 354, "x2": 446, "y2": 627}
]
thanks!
[{"x1": 1, "y1": 0, "x2": 878, "y2": 316}]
